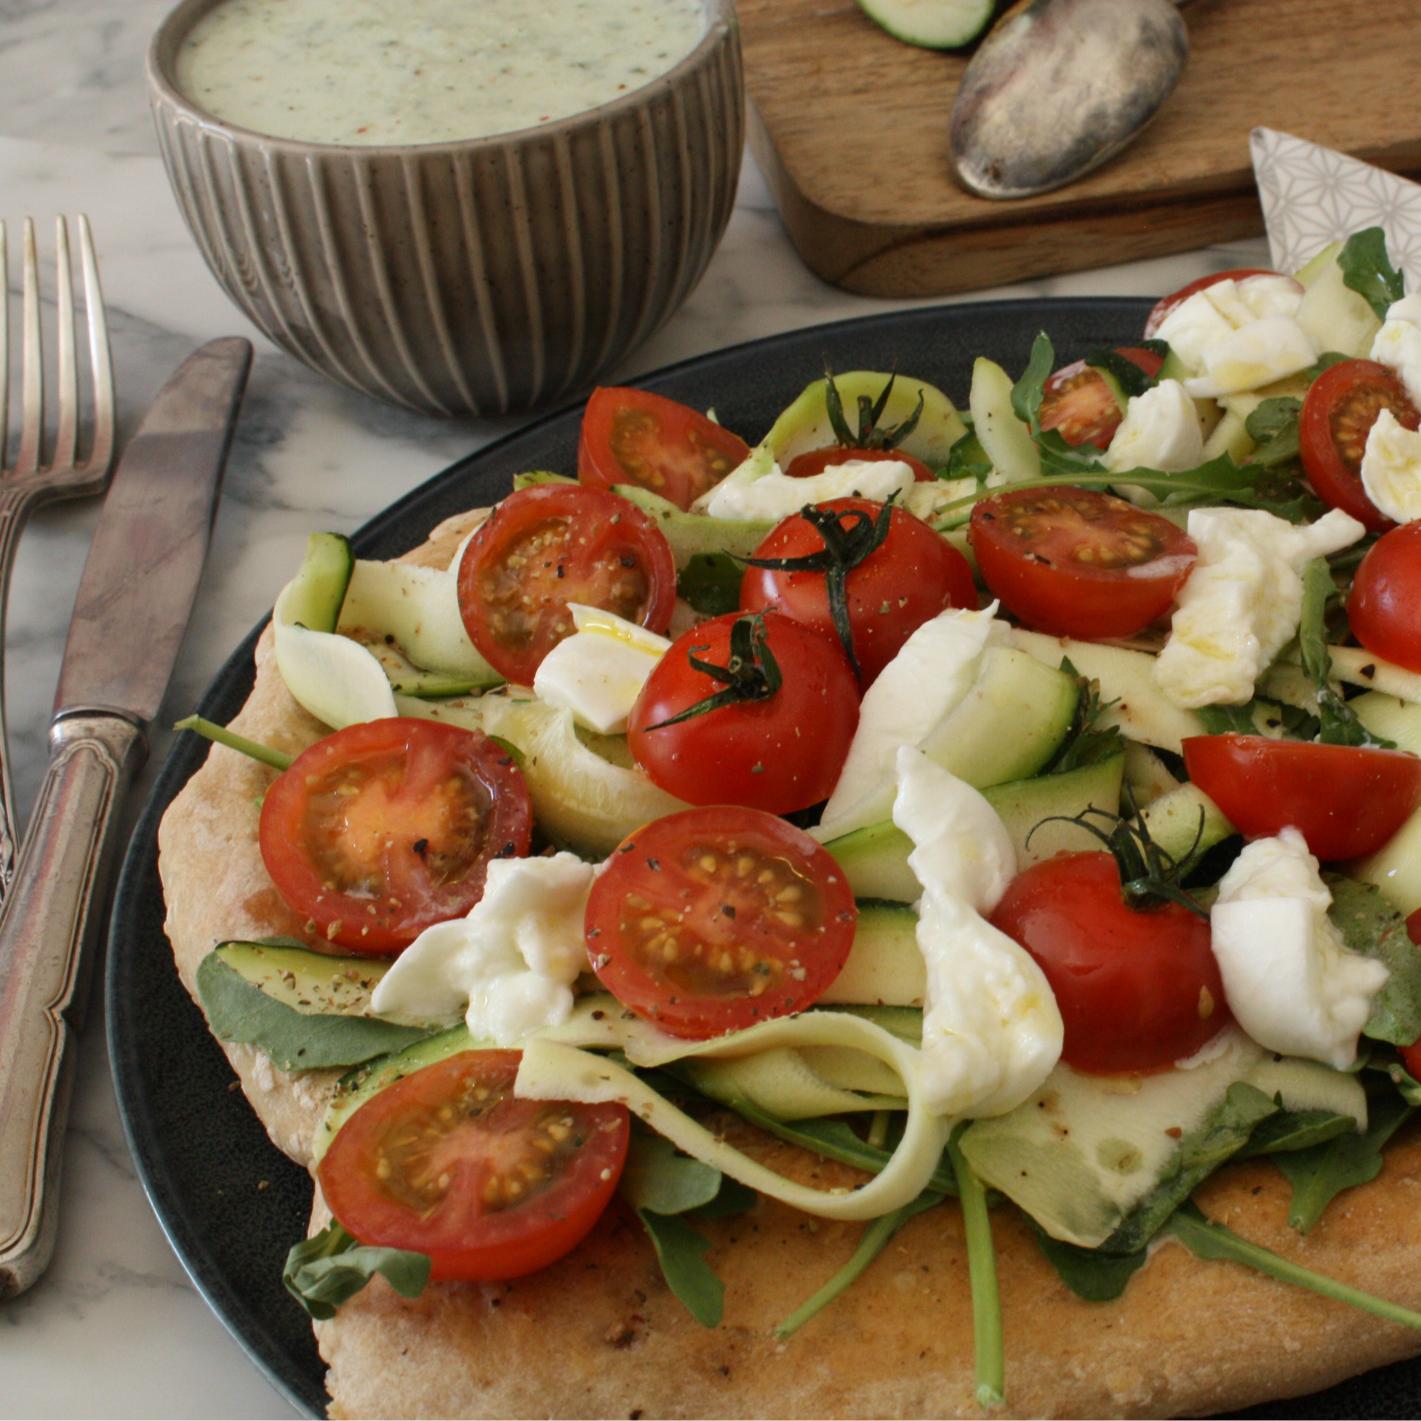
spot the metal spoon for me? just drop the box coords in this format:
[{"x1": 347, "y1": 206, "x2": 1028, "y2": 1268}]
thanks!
[{"x1": 949, "y1": 0, "x2": 1190, "y2": 200}]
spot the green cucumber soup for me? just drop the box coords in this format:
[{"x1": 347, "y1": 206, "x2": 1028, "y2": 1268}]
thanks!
[{"x1": 175, "y1": 0, "x2": 708, "y2": 145}]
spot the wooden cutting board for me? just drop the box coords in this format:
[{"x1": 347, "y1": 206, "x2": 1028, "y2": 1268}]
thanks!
[{"x1": 739, "y1": 0, "x2": 1421, "y2": 297}]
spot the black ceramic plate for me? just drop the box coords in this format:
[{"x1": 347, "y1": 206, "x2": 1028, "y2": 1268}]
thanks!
[{"x1": 107, "y1": 298, "x2": 1419, "y2": 1419}]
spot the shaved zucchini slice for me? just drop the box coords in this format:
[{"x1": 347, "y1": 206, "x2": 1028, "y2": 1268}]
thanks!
[{"x1": 856, "y1": 0, "x2": 996, "y2": 50}]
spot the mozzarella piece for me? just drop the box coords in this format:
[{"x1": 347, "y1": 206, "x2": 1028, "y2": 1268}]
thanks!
[
  {"x1": 892, "y1": 745, "x2": 1016, "y2": 912},
  {"x1": 693, "y1": 445, "x2": 914, "y2": 522},
  {"x1": 1154, "y1": 507, "x2": 1365, "y2": 708},
  {"x1": 892, "y1": 748, "x2": 1062, "y2": 1119},
  {"x1": 272, "y1": 574, "x2": 398, "y2": 729},
  {"x1": 1154, "y1": 289, "x2": 1237, "y2": 375},
  {"x1": 532, "y1": 603, "x2": 669, "y2": 734},
  {"x1": 1104, "y1": 378, "x2": 1205, "y2": 475},
  {"x1": 816, "y1": 603, "x2": 1003, "y2": 841},
  {"x1": 371, "y1": 853, "x2": 596, "y2": 1045},
  {"x1": 1359, "y1": 407, "x2": 1421, "y2": 524},
  {"x1": 1386, "y1": 294, "x2": 1421, "y2": 326},
  {"x1": 1183, "y1": 316, "x2": 1318, "y2": 398},
  {"x1": 1235, "y1": 274, "x2": 1305, "y2": 322},
  {"x1": 1210, "y1": 829, "x2": 1388, "y2": 1069},
  {"x1": 1369, "y1": 313, "x2": 1421, "y2": 410}
]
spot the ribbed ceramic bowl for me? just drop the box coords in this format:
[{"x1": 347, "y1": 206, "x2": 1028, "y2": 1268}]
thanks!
[{"x1": 147, "y1": 0, "x2": 743, "y2": 417}]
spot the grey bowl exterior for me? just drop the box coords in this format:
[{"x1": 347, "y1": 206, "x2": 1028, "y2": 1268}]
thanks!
[{"x1": 147, "y1": 0, "x2": 743, "y2": 417}]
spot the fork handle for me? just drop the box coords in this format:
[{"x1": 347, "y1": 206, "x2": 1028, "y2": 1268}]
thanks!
[{"x1": 0, "y1": 710, "x2": 144, "y2": 1299}]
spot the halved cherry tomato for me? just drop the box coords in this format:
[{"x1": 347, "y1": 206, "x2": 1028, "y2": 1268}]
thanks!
[
  {"x1": 785, "y1": 445, "x2": 936, "y2": 483},
  {"x1": 739, "y1": 497, "x2": 977, "y2": 687},
  {"x1": 1039, "y1": 346, "x2": 1165, "y2": 449},
  {"x1": 258, "y1": 718, "x2": 532, "y2": 954},
  {"x1": 577, "y1": 387, "x2": 750, "y2": 510},
  {"x1": 1144, "y1": 268, "x2": 1284, "y2": 337},
  {"x1": 969, "y1": 486, "x2": 1196, "y2": 640},
  {"x1": 627, "y1": 611, "x2": 859, "y2": 814},
  {"x1": 584, "y1": 806, "x2": 857, "y2": 1038},
  {"x1": 1349, "y1": 522, "x2": 1421, "y2": 673},
  {"x1": 1299, "y1": 358, "x2": 1420, "y2": 532},
  {"x1": 457, "y1": 483, "x2": 676, "y2": 685},
  {"x1": 317, "y1": 1050, "x2": 628, "y2": 1281},
  {"x1": 1181, "y1": 734, "x2": 1421, "y2": 861},
  {"x1": 990, "y1": 851, "x2": 1229, "y2": 1075}
]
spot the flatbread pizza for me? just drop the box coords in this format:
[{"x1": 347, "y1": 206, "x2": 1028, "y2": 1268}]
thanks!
[{"x1": 157, "y1": 239, "x2": 1421, "y2": 1418}]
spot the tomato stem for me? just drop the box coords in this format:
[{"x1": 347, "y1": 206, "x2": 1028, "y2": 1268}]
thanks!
[
  {"x1": 741, "y1": 499, "x2": 897, "y2": 675},
  {"x1": 645, "y1": 611, "x2": 783, "y2": 729},
  {"x1": 775, "y1": 1189, "x2": 945, "y2": 1341},
  {"x1": 823, "y1": 367, "x2": 924, "y2": 451},
  {"x1": 1030, "y1": 804, "x2": 1210, "y2": 919}
]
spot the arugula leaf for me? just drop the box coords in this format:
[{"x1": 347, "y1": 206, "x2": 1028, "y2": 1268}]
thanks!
[
  {"x1": 175, "y1": 713, "x2": 294, "y2": 771},
  {"x1": 1243, "y1": 397, "x2": 1302, "y2": 468},
  {"x1": 196, "y1": 952, "x2": 436, "y2": 1071},
  {"x1": 1168, "y1": 1201, "x2": 1421, "y2": 1331},
  {"x1": 1041, "y1": 659, "x2": 1125, "y2": 773},
  {"x1": 283, "y1": 1224, "x2": 430, "y2": 1320},
  {"x1": 1031, "y1": 1226, "x2": 1149, "y2": 1302},
  {"x1": 676, "y1": 552, "x2": 742, "y2": 616},
  {"x1": 1036, "y1": 428, "x2": 1112, "y2": 477},
  {"x1": 620, "y1": 1131, "x2": 725, "y2": 1215},
  {"x1": 776, "y1": 1189, "x2": 946, "y2": 1339},
  {"x1": 620, "y1": 1131, "x2": 756, "y2": 1326},
  {"x1": 689, "y1": 1178, "x2": 758, "y2": 1221},
  {"x1": 948, "y1": 1131, "x2": 1005, "y2": 1409},
  {"x1": 1386, "y1": 1057, "x2": 1421, "y2": 1106},
  {"x1": 1298, "y1": 559, "x2": 1396, "y2": 748},
  {"x1": 1339, "y1": 227, "x2": 1406, "y2": 319},
  {"x1": 1326, "y1": 875, "x2": 1421, "y2": 1045},
  {"x1": 723, "y1": 1096, "x2": 956, "y2": 1195},
  {"x1": 1085, "y1": 341, "x2": 1168, "y2": 398},
  {"x1": 1271, "y1": 1090, "x2": 1415, "y2": 1232},
  {"x1": 1303, "y1": 351, "x2": 1353, "y2": 380},
  {"x1": 1011, "y1": 332, "x2": 1055, "y2": 429},
  {"x1": 1237, "y1": 1108, "x2": 1357, "y2": 1158},
  {"x1": 943, "y1": 424, "x2": 994, "y2": 487},
  {"x1": 1195, "y1": 699, "x2": 1320, "y2": 740},
  {"x1": 637, "y1": 1209, "x2": 725, "y2": 1327},
  {"x1": 1102, "y1": 1082, "x2": 1278, "y2": 1254}
]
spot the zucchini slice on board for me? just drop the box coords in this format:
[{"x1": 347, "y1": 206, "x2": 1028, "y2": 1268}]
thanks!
[{"x1": 856, "y1": 0, "x2": 997, "y2": 48}]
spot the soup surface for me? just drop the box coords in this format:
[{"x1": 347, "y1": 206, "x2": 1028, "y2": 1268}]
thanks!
[{"x1": 174, "y1": 0, "x2": 707, "y2": 145}]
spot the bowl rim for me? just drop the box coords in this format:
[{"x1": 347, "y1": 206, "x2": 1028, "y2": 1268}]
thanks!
[{"x1": 146, "y1": 0, "x2": 740, "y2": 156}]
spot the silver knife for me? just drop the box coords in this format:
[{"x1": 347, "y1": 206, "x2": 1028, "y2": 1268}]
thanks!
[{"x1": 0, "y1": 336, "x2": 252, "y2": 1300}]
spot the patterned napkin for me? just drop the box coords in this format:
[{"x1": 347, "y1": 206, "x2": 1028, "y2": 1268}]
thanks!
[{"x1": 1250, "y1": 128, "x2": 1421, "y2": 284}]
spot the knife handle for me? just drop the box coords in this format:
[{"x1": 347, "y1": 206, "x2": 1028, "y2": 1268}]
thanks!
[{"x1": 0, "y1": 711, "x2": 145, "y2": 1300}]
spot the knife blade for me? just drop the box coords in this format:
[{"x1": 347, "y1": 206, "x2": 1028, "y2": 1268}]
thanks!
[{"x1": 0, "y1": 336, "x2": 251, "y2": 1301}]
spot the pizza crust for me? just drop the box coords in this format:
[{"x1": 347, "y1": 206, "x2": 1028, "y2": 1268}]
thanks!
[{"x1": 158, "y1": 510, "x2": 1421, "y2": 1419}]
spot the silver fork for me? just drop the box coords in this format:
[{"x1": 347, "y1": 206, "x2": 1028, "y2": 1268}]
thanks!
[{"x1": 0, "y1": 217, "x2": 115, "y2": 895}]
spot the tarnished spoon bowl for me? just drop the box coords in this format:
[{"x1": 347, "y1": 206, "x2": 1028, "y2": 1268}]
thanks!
[{"x1": 950, "y1": 0, "x2": 1189, "y2": 201}]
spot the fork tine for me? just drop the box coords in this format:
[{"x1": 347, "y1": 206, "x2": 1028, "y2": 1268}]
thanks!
[
  {"x1": 0, "y1": 222, "x2": 8, "y2": 470},
  {"x1": 78, "y1": 216, "x2": 114, "y2": 476},
  {"x1": 50, "y1": 218, "x2": 77, "y2": 474},
  {"x1": 14, "y1": 219, "x2": 41, "y2": 478}
]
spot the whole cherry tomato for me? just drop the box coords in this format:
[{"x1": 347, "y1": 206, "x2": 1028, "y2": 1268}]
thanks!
[
  {"x1": 990, "y1": 851, "x2": 1230, "y2": 1075},
  {"x1": 740, "y1": 497, "x2": 977, "y2": 686}
]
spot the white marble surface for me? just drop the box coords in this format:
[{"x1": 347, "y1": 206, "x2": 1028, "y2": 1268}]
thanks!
[{"x1": 0, "y1": 4, "x2": 1273, "y2": 1416}]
